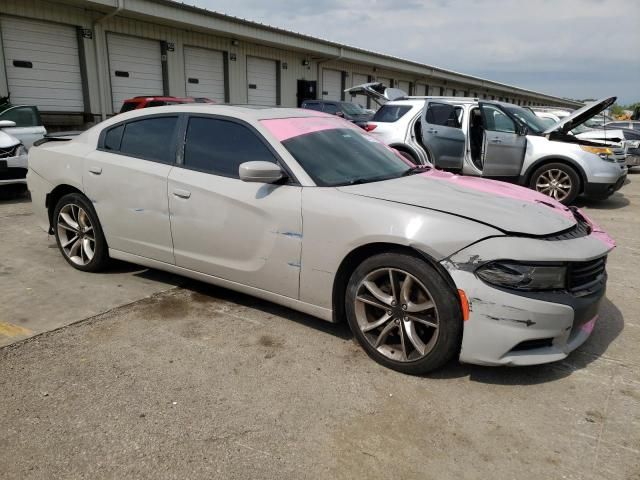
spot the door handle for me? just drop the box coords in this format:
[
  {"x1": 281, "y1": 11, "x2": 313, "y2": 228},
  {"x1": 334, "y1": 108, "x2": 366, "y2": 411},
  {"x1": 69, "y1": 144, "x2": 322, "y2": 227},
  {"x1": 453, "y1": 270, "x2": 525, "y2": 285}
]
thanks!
[
  {"x1": 88, "y1": 166, "x2": 102, "y2": 175},
  {"x1": 427, "y1": 128, "x2": 438, "y2": 134},
  {"x1": 491, "y1": 138, "x2": 502, "y2": 143},
  {"x1": 173, "y1": 188, "x2": 191, "y2": 199}
]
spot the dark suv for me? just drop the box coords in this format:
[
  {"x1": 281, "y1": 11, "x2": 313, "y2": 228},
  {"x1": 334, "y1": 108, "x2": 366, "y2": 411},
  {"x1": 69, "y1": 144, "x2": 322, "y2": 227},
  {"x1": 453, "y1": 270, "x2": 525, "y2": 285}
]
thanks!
[{"x1": 301, "y1": 100, "x2": 373, "y2": 128}]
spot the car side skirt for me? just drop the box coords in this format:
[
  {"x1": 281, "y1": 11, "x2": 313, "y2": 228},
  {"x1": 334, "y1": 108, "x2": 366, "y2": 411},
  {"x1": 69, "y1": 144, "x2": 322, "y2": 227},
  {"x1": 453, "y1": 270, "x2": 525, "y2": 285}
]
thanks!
[{"x1": 109, "y1": 249, "x2": 334, "y2": 322}]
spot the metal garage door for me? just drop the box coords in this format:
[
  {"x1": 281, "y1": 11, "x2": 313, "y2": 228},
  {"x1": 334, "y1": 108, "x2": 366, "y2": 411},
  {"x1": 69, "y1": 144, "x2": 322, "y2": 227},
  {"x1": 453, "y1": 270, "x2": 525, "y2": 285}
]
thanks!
[
  {"x1": 377, "y1": 76, "x2": 391, "y2": 88},
  {"x1": 184, "y1": 46, "x2": 225, "y2": 103},
  {"x1": 414, "y1": 83, "x2": 428, "y2": 96},
  {"x1": 0, "y1": 17, "x2": 83, "y2": 112},
  {"x1": 350, "y1": 73, "x2": 369, "y2": 108},
  {"x1": 247, "y1": 56, "x2": 277, "y2": 106},
  {"x1": 397, "y1": 80, "x2": 410, "y2": 95},
  {"x1": 322, "y1": 69, "x2": 342, "y2": 100},
  {"x1": 107, "y1": 33, "x2": 163, "y2": 112}
]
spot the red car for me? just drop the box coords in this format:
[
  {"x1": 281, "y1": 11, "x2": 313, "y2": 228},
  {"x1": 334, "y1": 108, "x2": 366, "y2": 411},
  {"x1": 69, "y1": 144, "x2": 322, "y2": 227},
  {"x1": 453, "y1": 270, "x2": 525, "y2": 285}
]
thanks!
[{"x1": 119, "y1": 96, "x2": 216, "y2": 113}]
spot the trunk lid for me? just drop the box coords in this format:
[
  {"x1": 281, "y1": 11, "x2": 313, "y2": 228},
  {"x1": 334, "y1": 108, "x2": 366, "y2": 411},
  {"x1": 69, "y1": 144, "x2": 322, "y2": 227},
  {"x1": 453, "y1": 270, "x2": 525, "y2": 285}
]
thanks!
[{"x1": 344, "y1": 82, "x2": 408, "y2": 106}]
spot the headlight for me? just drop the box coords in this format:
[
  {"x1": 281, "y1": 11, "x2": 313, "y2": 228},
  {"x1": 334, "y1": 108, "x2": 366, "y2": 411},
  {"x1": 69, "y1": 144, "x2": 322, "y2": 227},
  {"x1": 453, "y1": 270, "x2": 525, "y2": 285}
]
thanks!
[
  {"x1": 476, "y1": 262, "x2": 566, "y2": 291},
  {"x1": 580, "y1": 145, "x2": 614, "y2": 161}
]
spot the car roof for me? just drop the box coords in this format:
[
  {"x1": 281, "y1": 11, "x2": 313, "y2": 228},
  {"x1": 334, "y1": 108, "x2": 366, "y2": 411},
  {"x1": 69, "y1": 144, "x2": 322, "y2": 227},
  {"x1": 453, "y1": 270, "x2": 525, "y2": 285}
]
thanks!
[{"x1": 109, "y1": 104, "x2": 332, "y2": 122}]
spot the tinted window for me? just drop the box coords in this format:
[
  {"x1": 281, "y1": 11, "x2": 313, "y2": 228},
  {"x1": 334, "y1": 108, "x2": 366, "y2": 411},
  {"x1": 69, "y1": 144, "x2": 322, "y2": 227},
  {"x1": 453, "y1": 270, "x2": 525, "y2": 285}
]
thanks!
[
  {"x1": 183, "y1": 117, "x2": 277, "y2": 177},
  {"x1": 373, "y1": 105, "x2": 412, "y2": 122},
  {"x1": 425, "y1": 103, "x2": 462, "y2": 128},
  {"x1": 119, "y1": 117, "x2": 178, "y2": 163},
  {"x1": 482, "y1": 105, "x2": 516, "y2": 133},
  {"x1": 303, "y1": 102, "x2": 323, "y2": 111},
  {"x1": 0, "y1": 106, "x2": 40, "y2": 127},
  {"x1": 281, "y1": 128, "x2": 409, "y2": 187},
  {"x1": 104, "y1": 124, "x2": 124, "y2": 151},
  {"x1": 119, "y1": 101, "x2": 138, "y2": 113},
  {"x1": 323, "y1": 104, "x2": 338, "y2": 115}
]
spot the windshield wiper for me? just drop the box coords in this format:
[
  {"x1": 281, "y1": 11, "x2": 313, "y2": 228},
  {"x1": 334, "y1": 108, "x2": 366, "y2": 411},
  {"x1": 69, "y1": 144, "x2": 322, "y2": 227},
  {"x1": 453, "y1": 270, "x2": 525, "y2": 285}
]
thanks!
[{"x1": 400, "y1": 164, "x2": 431, "y2": 176}]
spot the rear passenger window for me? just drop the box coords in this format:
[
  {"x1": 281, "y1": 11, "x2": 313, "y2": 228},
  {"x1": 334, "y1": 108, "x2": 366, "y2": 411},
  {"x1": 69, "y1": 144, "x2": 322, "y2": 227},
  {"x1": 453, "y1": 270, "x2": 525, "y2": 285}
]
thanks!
[
  {"x1": 183, "y1": 117, "x2": 277, "y2": 178},
  {"x1": 426, "y1": 103, "x2": 462, "y2": 128},
  {"x1": 373, "y1": 105, "x2": 412, "y2": 122},
  {"x1": 119, "y1": 116, "x2": 178, "y2": 163},
  {"x1": 104, "y1": 124, "x2": 124, "y2": 151}
]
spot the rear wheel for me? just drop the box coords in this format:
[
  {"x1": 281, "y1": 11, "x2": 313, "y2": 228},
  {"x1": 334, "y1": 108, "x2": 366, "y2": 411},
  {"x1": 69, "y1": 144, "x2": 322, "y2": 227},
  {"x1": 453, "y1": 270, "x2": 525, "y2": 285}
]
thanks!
[
  {"x1": 53, "y1": 193, "x2": 109, "y2": 272},
  {"x1": 529, "y1": 162, "x2": 580, "y2": 204},
  {"x1": 397, "y1": 149, "x2": 419, "y2": 165},
  {"x1": 345, "y1": 252, "x2": 462, "y2": 375}
]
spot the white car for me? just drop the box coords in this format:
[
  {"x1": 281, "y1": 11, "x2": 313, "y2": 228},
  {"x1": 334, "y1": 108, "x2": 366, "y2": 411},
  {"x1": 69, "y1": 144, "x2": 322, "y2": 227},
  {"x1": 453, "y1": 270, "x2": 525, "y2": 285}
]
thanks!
[
  {"x1": 347, "y1": 83, "x2": 627, "y2": 204},
  {"x1": 0, "y1": 99, "x2": 47, "y2": 150},
  {"x1": 0, "y1": 120, "x2": 28, "y2": 190},
  {"x1": 27, "y1": 105, "x2": 614, "y2": 374}
]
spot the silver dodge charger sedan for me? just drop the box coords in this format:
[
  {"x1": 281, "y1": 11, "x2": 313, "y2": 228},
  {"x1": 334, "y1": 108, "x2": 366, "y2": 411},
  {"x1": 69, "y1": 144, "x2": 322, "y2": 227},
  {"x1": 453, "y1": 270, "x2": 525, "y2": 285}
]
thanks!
[{"x1": 27, "y1": 105, "x2": 614, "y2": 374}]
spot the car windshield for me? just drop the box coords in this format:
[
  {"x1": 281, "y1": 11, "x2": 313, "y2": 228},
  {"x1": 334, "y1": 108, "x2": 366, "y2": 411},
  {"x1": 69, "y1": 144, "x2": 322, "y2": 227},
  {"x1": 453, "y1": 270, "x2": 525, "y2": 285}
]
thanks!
[
  {"x1": 536, "y1": 117, "x2": 557, "y2": 128},
  {"x1": 280, "y1": 127, "x2": 410, "y2": 186},
  {"x1": 502, "y1": 105, "x2": 547, "y2": 134},
  {"x1": 341, "y1": 103, "x2": 367, "y2": 115}
]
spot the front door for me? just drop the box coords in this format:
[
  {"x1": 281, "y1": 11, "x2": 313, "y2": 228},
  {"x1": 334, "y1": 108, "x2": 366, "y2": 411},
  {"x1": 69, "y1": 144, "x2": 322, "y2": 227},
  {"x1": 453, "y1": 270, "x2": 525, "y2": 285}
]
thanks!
[
  {"x1": 83, "y1": 115, "x2": 180, "y2": 263},
  {"x1": 421, "y1": 101, "x2": 466, "y2": 169},
  {"x1": 479, "y1": 103, "x2": 526, "y2": 176},
  {"x1": 168, "y1": 115, "x2": 302, "y2": 299}
]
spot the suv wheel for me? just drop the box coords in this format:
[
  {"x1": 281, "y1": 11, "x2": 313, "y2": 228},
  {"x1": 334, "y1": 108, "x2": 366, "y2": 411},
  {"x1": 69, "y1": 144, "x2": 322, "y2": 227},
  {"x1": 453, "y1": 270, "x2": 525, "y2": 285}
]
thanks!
[
  {"x1": 529, "y1": 162, "x2": 580, "y2": 205},
  {"x1": 345, "y1": 252, "x2": 462, "y2": 375}
]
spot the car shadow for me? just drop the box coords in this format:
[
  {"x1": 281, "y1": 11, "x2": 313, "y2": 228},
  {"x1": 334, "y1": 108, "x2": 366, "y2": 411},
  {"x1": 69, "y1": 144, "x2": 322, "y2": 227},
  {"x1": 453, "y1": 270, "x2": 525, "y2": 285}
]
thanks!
[
  {"x1": 575, "y1": 191, "x2": 629, "y2": 210},
  {"x1": 153, "y1": 273, "x2": 623, "y2": 384},
  {"x1": 0, "y1": 187, "x2": 30, "y2": 202}
]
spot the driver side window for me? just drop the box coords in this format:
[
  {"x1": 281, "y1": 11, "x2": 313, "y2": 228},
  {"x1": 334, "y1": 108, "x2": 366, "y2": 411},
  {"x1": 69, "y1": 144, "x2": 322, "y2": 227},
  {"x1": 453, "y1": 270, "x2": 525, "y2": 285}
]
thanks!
[{"x1": 483, "y1": 105, "x2": 516, "y2": 133}]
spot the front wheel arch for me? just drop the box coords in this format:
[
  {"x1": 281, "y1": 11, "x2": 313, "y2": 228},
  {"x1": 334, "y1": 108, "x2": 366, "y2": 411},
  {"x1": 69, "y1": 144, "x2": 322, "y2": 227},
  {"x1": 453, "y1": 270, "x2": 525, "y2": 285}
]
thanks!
[{"x1": 331, "y1": 243, "x2": 459, "y2": 323}]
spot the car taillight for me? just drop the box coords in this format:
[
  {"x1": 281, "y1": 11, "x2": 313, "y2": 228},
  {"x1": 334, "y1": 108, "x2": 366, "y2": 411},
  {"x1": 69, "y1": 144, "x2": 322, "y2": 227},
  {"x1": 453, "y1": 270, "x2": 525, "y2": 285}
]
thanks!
[{"x1": 364, "y1": 124, "x2": 377, "y2": 132}]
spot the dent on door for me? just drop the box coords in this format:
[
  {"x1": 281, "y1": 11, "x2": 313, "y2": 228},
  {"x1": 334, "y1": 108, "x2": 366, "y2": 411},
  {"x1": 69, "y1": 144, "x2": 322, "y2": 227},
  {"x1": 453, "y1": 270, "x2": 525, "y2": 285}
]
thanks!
[{"x1": 168, "y1": 168, "x2": 303, "y2": 299}]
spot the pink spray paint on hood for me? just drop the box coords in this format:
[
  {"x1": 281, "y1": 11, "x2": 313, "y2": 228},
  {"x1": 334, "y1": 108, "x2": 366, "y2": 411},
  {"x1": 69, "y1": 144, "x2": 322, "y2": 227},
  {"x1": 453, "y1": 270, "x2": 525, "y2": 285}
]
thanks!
[{"x1": 421, "y1": 169, "x2": 615, "y2": 248}]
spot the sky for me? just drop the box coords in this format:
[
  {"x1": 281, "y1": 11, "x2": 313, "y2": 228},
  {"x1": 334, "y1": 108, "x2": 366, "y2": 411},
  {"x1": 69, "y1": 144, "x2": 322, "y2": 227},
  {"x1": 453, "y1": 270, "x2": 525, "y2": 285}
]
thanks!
[{"x1": 184, "y1": 0, "x2": 640, "y2": 105}]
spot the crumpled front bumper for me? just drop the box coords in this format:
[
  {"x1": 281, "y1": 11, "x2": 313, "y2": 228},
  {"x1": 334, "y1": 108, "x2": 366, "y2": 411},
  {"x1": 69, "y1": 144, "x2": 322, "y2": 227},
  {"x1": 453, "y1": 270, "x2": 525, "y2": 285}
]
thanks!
[{"x1": 0, "y1": 153, "x2": 28, "y2": 185}]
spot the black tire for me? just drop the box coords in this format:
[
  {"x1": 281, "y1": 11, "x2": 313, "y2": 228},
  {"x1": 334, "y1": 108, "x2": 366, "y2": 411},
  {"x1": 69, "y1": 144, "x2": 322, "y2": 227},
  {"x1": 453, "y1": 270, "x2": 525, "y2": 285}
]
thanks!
[
  {"x1": 345, "y1": 252, "x2": 462, "y2": 375},
  {"x1": 529, "y1": 162, "x2": 581, "y2": 205},
  {"x1": 53, "y1": 192, "x2": 109, "y2": 272}
]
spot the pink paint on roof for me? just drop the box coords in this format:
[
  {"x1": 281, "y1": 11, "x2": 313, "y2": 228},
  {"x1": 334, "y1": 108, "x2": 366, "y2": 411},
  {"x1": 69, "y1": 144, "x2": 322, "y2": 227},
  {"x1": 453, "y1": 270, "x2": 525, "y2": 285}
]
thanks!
[
  {"x1": 420, "y1": 170, "x2": 575, "y2": 219},
  {"x1": 260, "y1": 116, "x2": 359, "y2": 142}
]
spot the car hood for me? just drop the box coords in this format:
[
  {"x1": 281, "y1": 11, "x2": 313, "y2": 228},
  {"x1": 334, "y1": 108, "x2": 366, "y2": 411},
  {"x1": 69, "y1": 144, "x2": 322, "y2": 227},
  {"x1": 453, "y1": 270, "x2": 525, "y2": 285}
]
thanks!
[
  {"x1": 543, "y1": 97, "x2": 616, "y2": 135},
  {"x1": 344, "y1": 82, "x2": 407, "y2": 105},
  {"x1": 337, "y1": 170, "x2": 577, "y2": 236},
  {"x1": 0, "y1": 129, "x2": 20, "y2": 148}
]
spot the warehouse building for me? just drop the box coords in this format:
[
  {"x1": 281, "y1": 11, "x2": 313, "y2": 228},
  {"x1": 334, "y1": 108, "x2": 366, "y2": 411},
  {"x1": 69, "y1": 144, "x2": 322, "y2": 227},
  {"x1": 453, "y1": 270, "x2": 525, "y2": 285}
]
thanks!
[{"x1": 0, "y1": 0, "x2": 582, "y2": 129}]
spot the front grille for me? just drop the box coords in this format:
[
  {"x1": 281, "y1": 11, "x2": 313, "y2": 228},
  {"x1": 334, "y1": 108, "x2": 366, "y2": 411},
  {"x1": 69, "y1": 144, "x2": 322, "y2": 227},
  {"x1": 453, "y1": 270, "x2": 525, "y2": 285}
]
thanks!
[
  {"x1": 0, "y1": 145, "x2": 19, "y2": 159},
  {"x1": 568, "y1": 257, "x2": 606, "y2": 293},
  {"x1": 511, "y1": 338, "x2": 554, "y2": 351}
]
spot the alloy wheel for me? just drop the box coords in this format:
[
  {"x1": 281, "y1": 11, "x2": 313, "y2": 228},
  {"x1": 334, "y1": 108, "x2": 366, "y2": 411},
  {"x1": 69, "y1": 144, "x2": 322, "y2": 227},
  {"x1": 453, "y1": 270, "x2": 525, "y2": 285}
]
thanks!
[
  {"x1": 57, "y1": 203, "x2": 96, "y2": 266},
  {"x1": 354, "y1": 268, "x2": 439, "y2": 362},
  {"x1": 535, "y1": 168, "x2": 572, "y2": 201}
]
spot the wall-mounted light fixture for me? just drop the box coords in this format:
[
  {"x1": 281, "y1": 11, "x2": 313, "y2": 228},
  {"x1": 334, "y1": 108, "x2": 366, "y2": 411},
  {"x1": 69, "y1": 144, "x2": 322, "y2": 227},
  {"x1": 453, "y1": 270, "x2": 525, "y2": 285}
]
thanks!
[
  {"x1": 231, "y1": 39, "x2": 239, "y2": 46},
  {"x1": 302, "y1": 59, "x2": 310, "y2": 66}
]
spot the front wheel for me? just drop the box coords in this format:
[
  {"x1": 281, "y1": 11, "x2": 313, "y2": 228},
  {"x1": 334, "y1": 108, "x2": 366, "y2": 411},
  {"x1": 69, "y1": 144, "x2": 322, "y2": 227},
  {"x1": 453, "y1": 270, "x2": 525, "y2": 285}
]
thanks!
[
  {"x1": 53, "y1": 193, "x2": 109, "y2": 272},
  {"x1": 529, "y1": 162, "x2": 580, "y2": 205},
  {"x1": 345, "y1": 252, "x2": 462, "y2": 375}
]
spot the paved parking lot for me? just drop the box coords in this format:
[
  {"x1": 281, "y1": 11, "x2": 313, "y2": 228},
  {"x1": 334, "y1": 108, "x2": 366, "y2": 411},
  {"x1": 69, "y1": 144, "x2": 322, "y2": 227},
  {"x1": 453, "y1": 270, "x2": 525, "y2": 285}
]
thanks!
[{"x1": 1, "y1": 175, "x2": 639, "y2": 480}]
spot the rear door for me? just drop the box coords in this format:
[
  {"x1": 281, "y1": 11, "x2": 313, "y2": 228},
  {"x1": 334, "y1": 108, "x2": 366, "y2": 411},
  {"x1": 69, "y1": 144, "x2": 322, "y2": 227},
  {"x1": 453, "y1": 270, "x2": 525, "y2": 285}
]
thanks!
[
  {"x1": 421, "y1": 101, "x2": 465, "y2": 169},
  {"x1": 479, "y1": 103, "x2": 526, "y2": 176},
  {"x1": 167, "y1": 115, "x2": 302, "y2": 298},
  {"x1": 84, "y1": 115, "x2": 179, "y2": 263}
]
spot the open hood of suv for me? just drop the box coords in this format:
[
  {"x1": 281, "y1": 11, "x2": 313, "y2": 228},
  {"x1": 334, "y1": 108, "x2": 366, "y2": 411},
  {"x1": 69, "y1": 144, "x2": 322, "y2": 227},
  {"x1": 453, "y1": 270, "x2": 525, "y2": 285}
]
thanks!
[
  {"x1": 543, "y1": 96, "x2": 616, "y2": 135},
  {"x1": 344, "y1": 82, "x2": 407, "y2": 105}
]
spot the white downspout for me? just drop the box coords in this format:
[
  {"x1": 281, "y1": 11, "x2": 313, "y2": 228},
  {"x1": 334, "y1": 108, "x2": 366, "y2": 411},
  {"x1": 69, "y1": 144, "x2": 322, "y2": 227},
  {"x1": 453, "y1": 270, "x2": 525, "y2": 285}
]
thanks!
[{"x1": 93, "y1": 0, "x2": 124, "y2": 121}]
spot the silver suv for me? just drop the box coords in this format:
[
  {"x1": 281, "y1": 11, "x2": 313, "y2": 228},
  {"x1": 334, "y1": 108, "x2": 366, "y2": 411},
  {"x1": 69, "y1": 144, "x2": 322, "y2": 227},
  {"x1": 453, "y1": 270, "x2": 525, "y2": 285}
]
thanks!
[{"x1": 347, "y1": 83, "x2": 627, "y2": 204}]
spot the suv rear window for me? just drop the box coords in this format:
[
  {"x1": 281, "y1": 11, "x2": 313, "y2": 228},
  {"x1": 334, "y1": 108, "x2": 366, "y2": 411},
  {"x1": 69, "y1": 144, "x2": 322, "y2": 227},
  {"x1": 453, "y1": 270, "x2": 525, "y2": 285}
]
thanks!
[{"x1": 373, "y1": 105, "x2": 412, "y2": 122}]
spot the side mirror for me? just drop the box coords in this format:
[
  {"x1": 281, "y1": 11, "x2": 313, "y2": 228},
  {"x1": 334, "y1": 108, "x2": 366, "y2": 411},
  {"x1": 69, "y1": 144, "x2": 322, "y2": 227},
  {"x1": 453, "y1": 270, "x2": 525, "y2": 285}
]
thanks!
[
  {"x1": 239, "y1": 161, "x2": 285, "y2": 183},
  {"x1": 0, "y1": 120, "x2": 16, "y2": 128},
  {"x1": 517, "y1": 125, "x2": 529, "y2": 136}
]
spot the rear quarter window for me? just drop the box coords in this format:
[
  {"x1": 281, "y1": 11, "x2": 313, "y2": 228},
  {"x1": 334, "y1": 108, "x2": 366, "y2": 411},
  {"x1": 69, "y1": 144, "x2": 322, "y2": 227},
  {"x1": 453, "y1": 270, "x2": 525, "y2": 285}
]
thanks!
[{"x1": 372, "y1": 105, "x2": 412, "y2": 122}]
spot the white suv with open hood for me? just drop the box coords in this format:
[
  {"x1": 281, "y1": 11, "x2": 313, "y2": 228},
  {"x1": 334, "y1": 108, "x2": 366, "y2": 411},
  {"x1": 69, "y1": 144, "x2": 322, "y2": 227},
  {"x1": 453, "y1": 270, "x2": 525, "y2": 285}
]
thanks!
[{"x1": 346, "y1": 83, "x2": 627, "y2": 204}]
